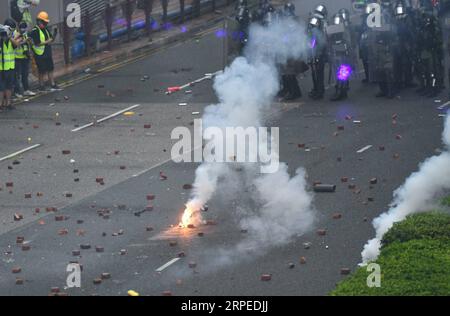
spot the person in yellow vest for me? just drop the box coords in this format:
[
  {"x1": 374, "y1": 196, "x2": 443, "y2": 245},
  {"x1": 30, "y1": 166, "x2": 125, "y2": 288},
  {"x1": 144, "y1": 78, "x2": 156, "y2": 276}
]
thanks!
[
  {"x1": 0, "y1": 19, "x2": 20, "y2": 111},
  {"x1": 14, "y1": 21, "x2": 36, "y2": 98},
  {"x1": 29, "y1": 11, "x2": 59, "y2": 92}
]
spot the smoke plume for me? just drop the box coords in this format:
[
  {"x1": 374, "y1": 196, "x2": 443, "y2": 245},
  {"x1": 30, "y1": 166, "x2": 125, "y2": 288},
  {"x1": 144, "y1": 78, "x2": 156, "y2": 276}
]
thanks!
[
  {"x1": 184, "y1": 17, "x2": 316, "y2": 257},
  {"x1": 361, "y1": 114, "x2": 450, "y2": 264}
]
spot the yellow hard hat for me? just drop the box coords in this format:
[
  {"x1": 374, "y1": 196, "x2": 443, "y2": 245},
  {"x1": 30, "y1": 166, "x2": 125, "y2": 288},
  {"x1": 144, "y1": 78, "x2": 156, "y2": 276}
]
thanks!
[{"x1": 37, "y1": 11, "x2": 50, "y2": 23}]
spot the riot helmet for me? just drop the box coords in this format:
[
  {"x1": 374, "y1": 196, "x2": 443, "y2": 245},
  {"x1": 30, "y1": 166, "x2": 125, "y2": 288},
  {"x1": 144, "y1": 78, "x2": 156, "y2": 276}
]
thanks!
[
  {"x1": 284, "y1": 2, "x2": 296, "y2": 16},
  {"x1": 339, "y1": 8, "x2": 351, "y2": 22},
  {"x1": 394, "y1": 1, "x2": 407, "y2": 16},
  {"x1": 313, "y1": 4, "x2": 328, "y2": 20},
  {"x1": 309, "y1": 16, "x2": 322, "y2": 28},
  {"x1": 237, "y1": 0, "x2": 248, "y2": 7},
  {"x1": 333, "y1": 13, "x2": 343, "y2": 25}
]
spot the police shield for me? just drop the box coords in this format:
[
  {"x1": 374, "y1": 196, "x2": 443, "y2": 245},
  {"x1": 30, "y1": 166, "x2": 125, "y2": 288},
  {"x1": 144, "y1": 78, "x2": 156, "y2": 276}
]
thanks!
[
  {"x1": 327, "y1": 23, "x2": 357, "y2": 83},
  {"x1": 367, "y1": 23, "x2": 395, "y2": 82}
]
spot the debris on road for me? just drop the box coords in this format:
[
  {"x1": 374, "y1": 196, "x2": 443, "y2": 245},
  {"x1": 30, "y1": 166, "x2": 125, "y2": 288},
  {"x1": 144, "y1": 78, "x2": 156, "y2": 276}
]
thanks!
[
  {"x1": 160, "y1": 172, "x2": 168, "y2": 181},
  {"x1": 128, "y1": 290, "x2": 140, "y2": 296},
  {"x1": 313, "y1": 184, "x2": 336, "y2": 193},
  {"x1": 317, "y1": 229, "x2": 327, "y2": 236},
  {"x1": 357, "y1": 145, "x2": 372, "y2": 154},
  {"x1": 261, "y1": 274, "x2": 272, "y2": 281},
  {"x1": 332, "y1": 213, "x2": 342, "y2": 220},
  {"x1": 340, "y1": 268, "x2": 351, "y2": 275},
  {"x1": 21, "y1": 245, "x2": 31, "y2": 251},
  {"x1": 12, "y1": 267, "x2": 22, "y2": 274},
  {"x1": 189, "y1": 262, "x2": 197, "y2": 269},
  {"x1": 93, "y1": 278, "x2": 102, "y2": 285}
]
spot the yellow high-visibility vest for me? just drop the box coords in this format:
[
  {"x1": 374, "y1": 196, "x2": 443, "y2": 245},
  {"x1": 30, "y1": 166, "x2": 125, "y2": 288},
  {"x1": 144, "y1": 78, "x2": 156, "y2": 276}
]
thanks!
[
  {"x1": 14, "y1": 31, "x2": 29, "y2": 59},
  {"x1": 0, "y1": 40, "x2": 15, "y2": 71},
  {"x1": 32, "y1": 26, "x2": 50, "y2": 56}
]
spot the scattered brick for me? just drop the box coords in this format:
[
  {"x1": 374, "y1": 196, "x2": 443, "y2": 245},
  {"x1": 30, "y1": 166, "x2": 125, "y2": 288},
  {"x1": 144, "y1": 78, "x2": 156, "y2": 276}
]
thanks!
[{"x1": 261, "y1": 274, "x2": 272, "y2": 281}]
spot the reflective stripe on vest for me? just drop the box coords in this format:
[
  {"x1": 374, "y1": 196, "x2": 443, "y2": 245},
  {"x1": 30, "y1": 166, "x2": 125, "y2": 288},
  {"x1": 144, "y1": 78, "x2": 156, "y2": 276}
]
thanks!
[
  {"x1": 0, "y1": 41, "x2": 15, "y2": 71},
  {"x1": 32, "y1": 27, "x2": 49, "y2": 56},
  {"x1": 15, "y1": 32, "x2": 29, "y2": 59}
]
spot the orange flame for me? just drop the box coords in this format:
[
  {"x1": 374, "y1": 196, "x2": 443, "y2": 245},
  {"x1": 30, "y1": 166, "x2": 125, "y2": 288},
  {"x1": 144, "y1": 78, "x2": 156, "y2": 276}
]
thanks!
[{"x1": 180, "y1": 204, "x2": 202, "y2": 228}]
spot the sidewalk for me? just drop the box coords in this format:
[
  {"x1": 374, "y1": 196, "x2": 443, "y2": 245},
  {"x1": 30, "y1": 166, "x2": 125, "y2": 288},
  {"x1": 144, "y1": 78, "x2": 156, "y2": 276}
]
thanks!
[{"x1": 44, "y1": 0, "x2": 234, "y2": 87}]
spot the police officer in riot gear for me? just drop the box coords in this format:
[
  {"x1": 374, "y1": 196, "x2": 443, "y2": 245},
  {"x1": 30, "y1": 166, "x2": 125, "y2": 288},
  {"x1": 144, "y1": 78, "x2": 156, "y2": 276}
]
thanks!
[
  {"x1": 339, "y1": 8, "x2": 351, "y2": 26},
  {"x1": 313, "y1": 4, "x2": 328, "y2": 21},
  {"x1": 438, "y1": 0, "x2": 450, "y2": 98},
  {"x1": 415, "y1": 10, "x2": 444, "y2": 97},
  {"x1": 278, "y1": 2, "x2": 304, "y2": 101},
  {"x1": 253, "y1": 0, "x2": 272, "y2": 24},
  {"x1": 282, "y1": 2, "x2": 296, "y2": 18},
  {"x1": 393, "y1": 0, "x2": 416, "y2": 89},
  {"x1": 367, "y1": 4, "x2": 398, "y2": 98},
  {"x1": 308, "y1": 16, "x2": 328, "y2": 99},
  {"x1": 328, "y1": 12, "x2": 354, "y2": 101},
  {"x1": 261, "y1": 3, "x2": 277, "y2": 26},
  {"x1": 235, "y1": 0, "x2": 252, "y2": 53},
  {"x1": 358, "y1": 2, "x2": 376, "y2": 83}
]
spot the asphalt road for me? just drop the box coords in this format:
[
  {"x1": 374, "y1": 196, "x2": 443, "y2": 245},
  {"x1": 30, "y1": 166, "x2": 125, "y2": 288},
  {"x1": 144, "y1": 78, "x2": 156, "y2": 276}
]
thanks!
[{"x1": 0, "y1": 0, "x2": 448, "y2": 296}]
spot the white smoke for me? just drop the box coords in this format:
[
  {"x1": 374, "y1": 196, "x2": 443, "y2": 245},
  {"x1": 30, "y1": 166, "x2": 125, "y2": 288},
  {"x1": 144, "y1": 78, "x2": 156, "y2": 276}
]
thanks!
[
  {"x1": 361, "y1": 114, "x2": 450, "y2": 264},
  {"x1": 184, "y1": 17, "x2": 316, "y2": 257}
]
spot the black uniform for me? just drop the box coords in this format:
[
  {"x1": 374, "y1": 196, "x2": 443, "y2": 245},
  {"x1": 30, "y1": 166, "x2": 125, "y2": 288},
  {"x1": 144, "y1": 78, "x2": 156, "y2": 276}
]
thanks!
[
  {"x1": 327, "y1": 15, "x2": 355, "y2": 101},
  {"x1": 439, "y1": 0, "x2": 450, "y2": 97},
  {"x1": 278, "y1": 3, "x2": 303, "y2": 101},
  {"x1": 367, "y1": 7, "x2": 398, "y2": 98},
  {"x1": 415, "y1": 11, "x2": 444, "y2": 97},
  {"x1": 308, "y1": 17, "x2": 328, "y2": 100},
  {"x1": 358, "y1": 11, "x2": 371, "y2": 83},
  {"x1": 235, "y1": 2, "x2": 252, "y2": 54}
]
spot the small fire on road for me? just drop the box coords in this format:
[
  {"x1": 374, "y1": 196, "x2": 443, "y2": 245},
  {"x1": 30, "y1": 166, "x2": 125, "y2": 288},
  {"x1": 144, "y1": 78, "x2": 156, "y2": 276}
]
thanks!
[{"x1": 179, "y1": 204, "x2": 203, "y2": 228}]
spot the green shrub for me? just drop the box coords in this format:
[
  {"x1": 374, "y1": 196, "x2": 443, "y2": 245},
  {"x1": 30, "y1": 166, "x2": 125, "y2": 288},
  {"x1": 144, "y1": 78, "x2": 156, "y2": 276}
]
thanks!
[
  {"x1": 442, "y1": 196, "x2": 450, "y2": 207},
  {"x1": 332, "y1": 212, "x2": 450, "y2": 296},
  {"x1": 332, "y1": 239, "x2": 450, "y2": 296},
  {"x1": 381, "y1": 212, "x2": 450, "y2": 247}
]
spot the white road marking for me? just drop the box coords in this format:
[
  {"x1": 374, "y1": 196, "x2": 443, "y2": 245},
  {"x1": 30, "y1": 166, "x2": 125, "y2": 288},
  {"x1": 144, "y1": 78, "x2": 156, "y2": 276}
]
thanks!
[
  {"x1": 0, "y1": 144, "x2": 41, "y2": 163},
  {"x1": 357, "y1": 145, "x2": 373, "y2": 154},
  {"x1": 155, "y1": 258, "x2": 180, "y2": 272},
  {"x1": 71, "y1": 104, "x2": 141, "y2": 132}
]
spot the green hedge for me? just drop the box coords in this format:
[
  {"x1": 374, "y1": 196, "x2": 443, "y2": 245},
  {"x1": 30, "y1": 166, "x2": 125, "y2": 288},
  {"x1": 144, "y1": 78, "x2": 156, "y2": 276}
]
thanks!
[
  {"x1": 332, "y1": 212, "x2": 450, "y2": 296},
  {"x1": 381, "y1": 212, "x2": 450, "y2": 247},
  {"x1": 442, "y1": 196, "x2": 450, "y2": 207}
]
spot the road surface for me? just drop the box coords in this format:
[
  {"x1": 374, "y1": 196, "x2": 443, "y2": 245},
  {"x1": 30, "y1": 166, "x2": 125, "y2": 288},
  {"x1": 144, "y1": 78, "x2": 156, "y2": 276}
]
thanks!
[{"x1": 0, "y1": 0, "x2": 447, "y2": 296}]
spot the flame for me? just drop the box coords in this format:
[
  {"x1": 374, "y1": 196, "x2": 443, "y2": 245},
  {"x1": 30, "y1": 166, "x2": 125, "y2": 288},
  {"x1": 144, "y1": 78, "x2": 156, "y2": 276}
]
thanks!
[
  {"x1": 179, "y1": 201, "x2": 204, "y2": 228},
  {"x1": 180, "y1": 206, "x2": 195, "y2": 228}
]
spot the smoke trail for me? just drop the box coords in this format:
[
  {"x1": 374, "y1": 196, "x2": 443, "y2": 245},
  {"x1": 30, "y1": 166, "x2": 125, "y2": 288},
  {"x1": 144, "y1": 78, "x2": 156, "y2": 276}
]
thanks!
[
  {"x1": 183, "y1": 17, "x2": 316, "y2": 255},
  {"x1": 361, "y1": 114, "x2": 450, "y2": 264}
]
